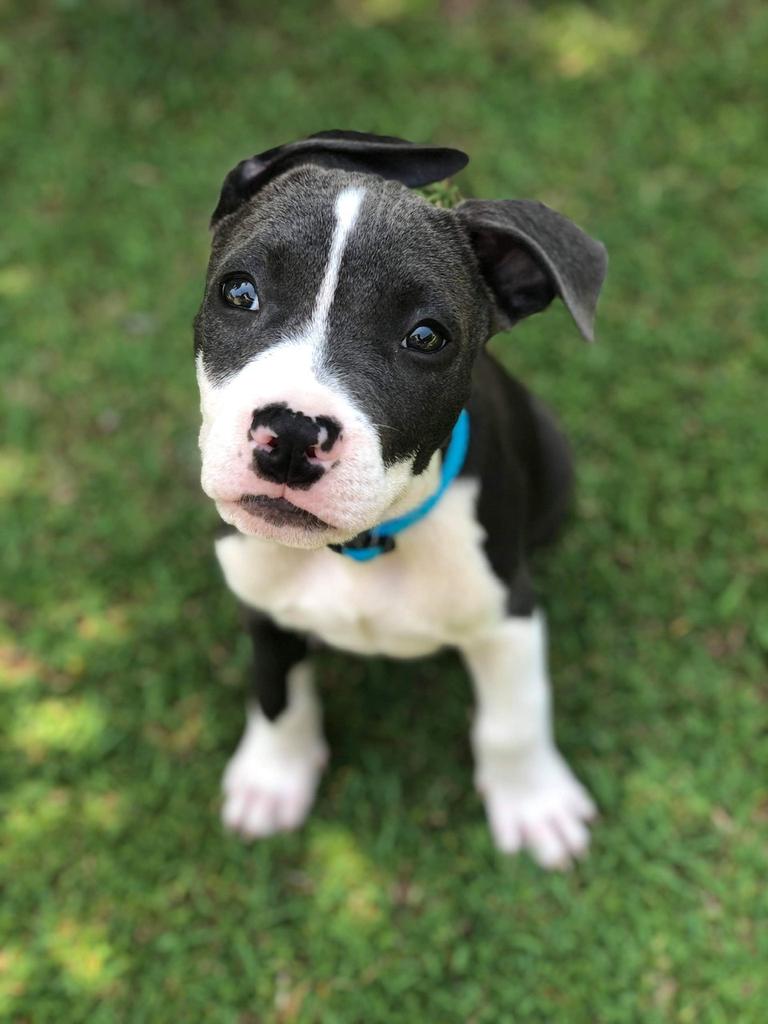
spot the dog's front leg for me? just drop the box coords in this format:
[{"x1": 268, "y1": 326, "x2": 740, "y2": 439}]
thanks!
[
  {"x1": 221, "y1": 613, "x2": 328, "y2": 840},
  {"x1": 461, "y1": 611, "x2": 596, "y2": 869}
]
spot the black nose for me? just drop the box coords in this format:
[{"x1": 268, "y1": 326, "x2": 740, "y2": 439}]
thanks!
[{"x1": 249, "y1": 403, "x2": 342, "y2": 490}]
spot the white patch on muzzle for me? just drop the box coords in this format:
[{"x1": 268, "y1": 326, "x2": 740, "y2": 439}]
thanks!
[{"x1": 197, "y1": 186, "x2": 415, "y2": 547}]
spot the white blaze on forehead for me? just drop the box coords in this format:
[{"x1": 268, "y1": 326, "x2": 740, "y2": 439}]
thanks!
[
  {"x1": 198, "y1": 186, "x2": 365, "y2": 410},
  {"x1": 198, "y1": 185, "x2": 365, "y2": 409},
  {"x1": 309, "y1": 186, "x2": 365, "y2": 348}
]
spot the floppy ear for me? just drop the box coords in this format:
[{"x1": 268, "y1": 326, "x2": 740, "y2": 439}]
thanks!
[
  {"x1": 456, "y1": 199, "x2": 608, "y2": 342},
  {"x1": 211, "y1": 129, "x2": 469, "y2": 226}
]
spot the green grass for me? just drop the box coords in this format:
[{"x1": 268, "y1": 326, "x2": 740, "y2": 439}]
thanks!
[{"x1": 1, "y1": 0, "x2": 767, "y2": 1020}]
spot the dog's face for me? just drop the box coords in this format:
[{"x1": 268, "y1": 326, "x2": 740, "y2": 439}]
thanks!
[
  {"x1": 195, "y1": 132, "x2": 607, "y2": 548},
  {"x1": 195, "y1": 167, "x2": 488, "y2": 547}
]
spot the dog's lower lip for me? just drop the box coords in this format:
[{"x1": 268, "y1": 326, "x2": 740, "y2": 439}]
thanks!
[{"x1": 237, "y1": 494, "x2": 331, "y2": 530}]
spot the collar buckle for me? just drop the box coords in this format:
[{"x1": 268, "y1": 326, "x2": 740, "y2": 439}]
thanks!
[{"x1": 329, "y1": 530, "x2": 396, "y2": 556}]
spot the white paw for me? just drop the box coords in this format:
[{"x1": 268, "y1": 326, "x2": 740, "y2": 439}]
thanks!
[
  {"x1": 479, "y1": 752, "x2": 596, "y2": 870},
  {"x1": 221, "y1": 712, "x2": 327, "y2": 840}
]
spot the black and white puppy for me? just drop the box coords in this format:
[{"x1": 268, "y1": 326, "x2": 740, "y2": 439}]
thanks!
[{"x1": 194, "y1": 131, "x2": 607, "y2": 870}]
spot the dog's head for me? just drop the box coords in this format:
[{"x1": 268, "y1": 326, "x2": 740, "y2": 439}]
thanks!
[{"x1": 194, "y1": 130, "x2": 607, "y2": 548}]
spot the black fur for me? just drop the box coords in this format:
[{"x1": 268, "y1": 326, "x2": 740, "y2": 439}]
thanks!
[
  {"x1": 461, "y1": 351, "x2": 574, "y2": 614},
  {"x1": 243, "y1": 609, "x2": 307, "y2": 720},
  {"x1": 457, "y1": 199, "x2": 607, "y2": 342},
  {"x1": 211, "y1": 129, "x2": 468, "y2": 224}
]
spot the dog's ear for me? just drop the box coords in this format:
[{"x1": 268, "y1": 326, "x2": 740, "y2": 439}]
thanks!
[
  {"x1": 456, "y1": 199, "x2": 608, "y2": 342},
  {"x1": 211, "y1": 129, "x2": 469, "y2": 226}
]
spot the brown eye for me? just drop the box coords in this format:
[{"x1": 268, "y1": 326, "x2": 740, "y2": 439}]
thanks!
[
  {"x1": 221, "y1": 276, "x2": 259, "y2": 311},
  {"x1": 401, "y1": 321, "x2": 448, "y2": 354}
]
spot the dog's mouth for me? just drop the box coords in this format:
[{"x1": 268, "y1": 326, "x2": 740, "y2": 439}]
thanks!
[{"x1": 237, "y1": 494, "x2": 331, "y2": 531}]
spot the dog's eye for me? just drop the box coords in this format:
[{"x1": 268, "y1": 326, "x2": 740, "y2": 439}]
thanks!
[
  {"x1": 401, "y1": 321, "x2": 448, "y2": 354},
  {"x1": 221, "y1": 276, "x2": 260, "y2": 311}
]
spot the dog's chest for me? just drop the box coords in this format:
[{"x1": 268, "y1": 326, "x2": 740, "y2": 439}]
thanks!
[{"x1": 215, "y1": 479, "x2": 506, "y2": 657}]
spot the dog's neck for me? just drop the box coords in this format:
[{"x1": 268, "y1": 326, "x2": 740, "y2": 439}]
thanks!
[{"x1": 378, "y1": 448, "x2": 443, "y2": 524}]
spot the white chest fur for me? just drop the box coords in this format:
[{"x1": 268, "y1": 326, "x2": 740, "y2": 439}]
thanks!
[{"x1": 215, "y1": 479, "x2": 507, "y2": 658}]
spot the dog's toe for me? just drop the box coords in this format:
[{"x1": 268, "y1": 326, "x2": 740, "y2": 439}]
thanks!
[
  {"x1": 237, "y1": 791, "x2": 280, "y2": 839},
  {"x1": 222, "y1": 776, "x2": 319, "y2": 839},
  {"x1": 221, "y1": 724, "x2": 326, "y2": 840},
  {"x1": 481, "y1": 753, "x2": 596, "y2": 870},
  {"x1": 221, "y1": 786, "x2": 252, "y2": 832}
]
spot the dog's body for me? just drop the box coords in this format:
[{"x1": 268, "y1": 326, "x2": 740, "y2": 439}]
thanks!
[{"x1": 195, "y1": 132, "x2": 607, "y2": 869}]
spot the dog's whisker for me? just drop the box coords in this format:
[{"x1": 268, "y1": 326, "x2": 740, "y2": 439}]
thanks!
[{"x1": 370, "y1": 422, "x2": 402, "y2": 435}]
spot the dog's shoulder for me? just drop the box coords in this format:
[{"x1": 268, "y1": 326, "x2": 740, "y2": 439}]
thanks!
[{"x1": 461, "y1": 350, "x2": 573, "y2": 609}]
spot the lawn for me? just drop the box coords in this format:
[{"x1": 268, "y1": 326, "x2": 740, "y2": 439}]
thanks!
[{"x1": 1, "y1": 0, "x2": 767, "y2": 1020}]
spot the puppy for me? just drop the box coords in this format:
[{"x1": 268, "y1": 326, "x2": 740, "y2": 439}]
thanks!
[{"x1": 194, "y1": 131, "x2": 607, "y2": 869}]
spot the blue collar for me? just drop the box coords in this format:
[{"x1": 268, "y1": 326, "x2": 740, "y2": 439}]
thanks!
[{"x1": 330, "y1": 409, "x2": 471, "y2": 562}]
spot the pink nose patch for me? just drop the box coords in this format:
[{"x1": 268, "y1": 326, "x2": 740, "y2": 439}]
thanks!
[
  {"x1": 250, "y1": 425, "x2": 279, "y2": 452},
  {"x1": 249, "y1": 422, "x2": 343, "y2": 465},
  {"x1": 306, "y1": 426, "x2": 343, "y2": 464}
]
